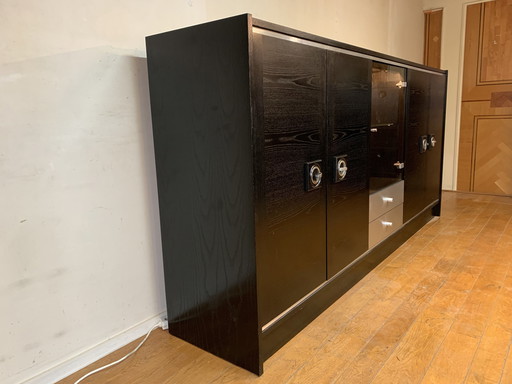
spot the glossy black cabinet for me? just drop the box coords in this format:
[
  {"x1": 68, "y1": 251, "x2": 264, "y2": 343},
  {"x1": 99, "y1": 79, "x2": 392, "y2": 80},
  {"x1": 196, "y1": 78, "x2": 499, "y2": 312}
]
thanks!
[
  {"x1": 146, "y1": 14, "x2": 447, "y2": 376},
  {"x1": 404, "y1": 70, "x2": 447, "y2": 221},
  {"x1": 253, "y1": 33, "x2": 327, "y2": 326},
  {"x1": 326, "y1": 52, "x2": 371, "y2": 277}
]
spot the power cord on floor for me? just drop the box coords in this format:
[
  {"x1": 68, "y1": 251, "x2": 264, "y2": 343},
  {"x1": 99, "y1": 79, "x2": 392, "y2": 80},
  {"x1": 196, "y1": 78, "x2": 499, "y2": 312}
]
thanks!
[{"x1": 73, "y1": 320, "x2": 166, "y2": 384}]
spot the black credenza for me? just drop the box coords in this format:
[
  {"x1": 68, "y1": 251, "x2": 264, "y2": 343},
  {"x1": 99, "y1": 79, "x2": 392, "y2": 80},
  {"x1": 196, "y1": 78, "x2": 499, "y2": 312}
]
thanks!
[{"x1": 146, "y1": 14, "x2": 447, "y2": 375}]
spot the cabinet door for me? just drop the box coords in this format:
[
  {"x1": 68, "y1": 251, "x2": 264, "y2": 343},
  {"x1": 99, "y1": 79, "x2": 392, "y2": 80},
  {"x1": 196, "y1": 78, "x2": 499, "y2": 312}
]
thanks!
[
  {"x1": 253, "y1": 33, "x2": 327, "y2": 325},
  {"x1": 425, "y1": 73, "x2": 446, "y2": 207},
  {"x1": 370, "y1": 63, "x2": 406, "y2": 184},
  {"x1": 404, "y1": 69, "x2": 430, "y2": 221},
  {"x1": 404, "y1": 69, "x2": 445, "y2": 221},
  {"x1": 326, "y1": 52, "x2": 371, "y2": 278}
]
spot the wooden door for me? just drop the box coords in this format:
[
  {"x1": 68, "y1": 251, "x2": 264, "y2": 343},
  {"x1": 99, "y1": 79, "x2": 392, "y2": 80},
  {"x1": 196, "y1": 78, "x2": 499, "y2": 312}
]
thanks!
[
  {"x1": 458, "y1": 0, "x2": 512, "y2": 195},
  {"x1": 424, "y1": 9, "x2": 443, "y2": 68}
]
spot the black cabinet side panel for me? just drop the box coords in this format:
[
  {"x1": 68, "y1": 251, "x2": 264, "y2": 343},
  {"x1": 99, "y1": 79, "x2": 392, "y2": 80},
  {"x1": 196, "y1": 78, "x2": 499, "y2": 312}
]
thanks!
[
  {"x1": 146, "y1": 15, "x2": 260, "y2": 374},
  {"x1": 326, "y1": 52, "x2": 371, "y2": 277},
  {"x1": 253, "y1": 35, "x2": 327, "y2": 325}
]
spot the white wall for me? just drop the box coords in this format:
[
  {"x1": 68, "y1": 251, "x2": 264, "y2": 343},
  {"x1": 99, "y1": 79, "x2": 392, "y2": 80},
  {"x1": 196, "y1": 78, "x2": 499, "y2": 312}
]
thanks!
[
  {"x1": 421, "y1": 0, "x2": 491, "y2": 190},
  {"x1": 0, "y1": 1, "x2": 425, "y2": 383}
]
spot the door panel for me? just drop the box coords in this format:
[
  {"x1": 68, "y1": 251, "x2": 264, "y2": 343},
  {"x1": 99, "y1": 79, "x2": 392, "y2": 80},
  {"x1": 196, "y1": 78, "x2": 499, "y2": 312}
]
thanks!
[
  {"x1": 404, "y1": 69, "x2": 445, "y2": 221},
  {"x1": 458, "y1": 1, "x2": 512, "y2": 194},
  {"x1": 474, "y1": 117, "x2": 512, "y2": 194},
  {"x1": 370, "y1": 63, "x2": 406, "y2": 183},
  {"x1": 253, "y1": 34, "x2": 327, "y2": 325},
  {"x1": 424, "y1": 9, "x2": 443, "y2": 69},
  {"x1": 425, "y1": 73, "x2": 446, "y2": 205},
  {"x1": 479, "y1": 2, "x2": 512, "y2": 84},
  {"x1": 404, "y1": 70, "x2": 430, "y2": 221},
  {"x1": 326, "y1": 52, "x2": 370, "y2": 278}
]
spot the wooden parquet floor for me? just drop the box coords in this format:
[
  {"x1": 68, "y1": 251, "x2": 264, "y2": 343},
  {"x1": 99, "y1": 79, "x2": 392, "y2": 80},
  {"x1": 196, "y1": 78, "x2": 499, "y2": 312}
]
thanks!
[{"x1": 59, "y1": 191, "x2": 512, "y2": 384}]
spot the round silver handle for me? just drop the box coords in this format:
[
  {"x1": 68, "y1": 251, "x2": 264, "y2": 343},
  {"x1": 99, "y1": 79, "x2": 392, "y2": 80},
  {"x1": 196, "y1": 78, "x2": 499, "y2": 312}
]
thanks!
[
  {"x1": 309, "y1": 164, "x2": 323, "y2": 187},
  {"x1": 430, "y1": 136, "x2": 437, "y2": 147},
  {"x1": 422, "y1": 138, "x2": 428, "y2": 152},
  {"x1": 337, "y1": 159, "x2": 348, "y2": 180}
]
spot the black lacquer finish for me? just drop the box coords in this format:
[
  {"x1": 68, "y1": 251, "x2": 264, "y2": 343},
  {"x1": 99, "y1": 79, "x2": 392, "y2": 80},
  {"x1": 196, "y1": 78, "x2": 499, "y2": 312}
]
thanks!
[
  {"x1": 426, "y1": 74, "x2": 447, "y2": 211},
  {"x1": 252, "y1": 34, "x2": 327, "y2": 325},
  {"x1": 146, "y1": 15, "x2": 261, "y2": 374},
  {"x1": 260, "y1": 202, "x2": 437, "y2": 361},
  {"x1": 326, "y1": 52, "x2": 371, "y2": 278},
  {"x1": 404, "y1": 70, "x2": 446, "y2": 221},
  {"x1": 146, "y1": 13, "x2": 447, "y2": 377},
  {"x1": 404, "y1": 70, "x2": 430, "y2": 221},
  {"x1": 370, "y1": 63, "x2": 406, "y2": 184}
]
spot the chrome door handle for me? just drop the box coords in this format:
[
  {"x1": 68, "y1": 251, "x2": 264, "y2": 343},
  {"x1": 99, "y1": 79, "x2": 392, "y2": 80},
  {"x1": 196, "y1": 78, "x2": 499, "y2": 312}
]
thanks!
[
  {"x1": 428, "y1": 134, "x2": 437, "y2": 148},
  {"x1": 333, "y1": 155, "x2": 348, "y2": 183},
  {"x1": 419, "y1": 135, "x2": 428, "y2": 153},
  {"x1": 337, "y1": 159, "x2": 348, "y2": 180},
  {"x1": 310, "y1": 164, "x2": 323, "y2": 187},
  {"x1": 305, "y1": 160, "x2": 323, "y2": 191}
]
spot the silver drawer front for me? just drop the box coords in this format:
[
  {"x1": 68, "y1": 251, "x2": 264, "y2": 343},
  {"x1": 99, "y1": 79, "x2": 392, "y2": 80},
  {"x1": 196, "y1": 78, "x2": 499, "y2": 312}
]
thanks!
[
  {"x1": 369, "y1": 180, "x2": 404, "y2": 222},
  {"x1": 369, "y1": 204, "x2": 404, "y2": 248}
]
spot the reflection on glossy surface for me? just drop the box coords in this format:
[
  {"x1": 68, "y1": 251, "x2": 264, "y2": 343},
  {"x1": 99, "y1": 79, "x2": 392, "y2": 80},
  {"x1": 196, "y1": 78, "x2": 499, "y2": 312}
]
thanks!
[{"x1": 370, "y1": 62, "x2": 406, "y2": 190}]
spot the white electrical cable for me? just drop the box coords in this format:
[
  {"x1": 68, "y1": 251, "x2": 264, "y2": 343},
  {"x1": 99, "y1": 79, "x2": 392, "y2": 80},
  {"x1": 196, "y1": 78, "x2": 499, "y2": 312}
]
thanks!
[{"x1": 73, "y1": 322, "x2": 162, "y2": 384}]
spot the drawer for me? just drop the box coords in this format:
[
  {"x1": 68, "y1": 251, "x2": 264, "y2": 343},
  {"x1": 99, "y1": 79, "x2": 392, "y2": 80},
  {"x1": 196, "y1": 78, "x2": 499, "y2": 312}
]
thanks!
[
  {"x1": 369, "y1": 180, "x2": 404, "y2": 222},
  {"x1": 369, "y1": 204, "x2": 403, "y2": 248}
]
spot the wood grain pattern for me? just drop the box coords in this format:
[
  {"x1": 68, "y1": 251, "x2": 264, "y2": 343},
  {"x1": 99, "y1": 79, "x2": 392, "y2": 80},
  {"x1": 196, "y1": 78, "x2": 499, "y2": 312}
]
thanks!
[
  {"x1": 146, "y1": 14, "x2": 261, "y2": 374},
  {"x1": 457, "y1": 101, "x2": 512, "y2": 192},
  {"x1": 474, "y1": 117, "x2": 512, "y2": 194},
  {"x1": 461, "y1": 2, "x2": 512, "y2": 102},
  {"x1": 253, "y1": 34, "x2": 327, "y2": 325},
  {"x1": 459, "y1": 1, "x2": 512, "y2": 195},
  {"x1": 326, "y1": 51, "x2": 371, "y2": 277},
  {"x1": 424, "y1": 9, "x2": 443, "y2": 69},
  {"x1": 479, "y1": 0, "x2": 512, "y2": 84},
  {"x1": 58, "y1": 192, "x2": 512, "y2": 384},
  {"x1": 490, "y1": 91, "x2": 512, "y2": 108},
  {"x1": 146, "y1": 14, "x2": 446, "y2": 376}
]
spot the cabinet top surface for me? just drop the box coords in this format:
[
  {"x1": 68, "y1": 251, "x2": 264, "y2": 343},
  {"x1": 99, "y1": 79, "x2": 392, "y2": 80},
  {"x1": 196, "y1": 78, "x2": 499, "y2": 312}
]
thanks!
[
  {"x1": 251, "y1": 16, "x2": 446, "y2": 75},
  {"x1": 146, "y1": 13, "x2": 447, "y2": 76}
]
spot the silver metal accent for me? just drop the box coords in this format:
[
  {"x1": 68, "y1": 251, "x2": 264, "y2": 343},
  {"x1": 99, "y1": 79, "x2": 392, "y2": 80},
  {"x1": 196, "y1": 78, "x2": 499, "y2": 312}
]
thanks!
[
  {"x1": 309, "y1": 164, "x2": 322, "y2": 187},
  {"x1": 337, "y1": 158, "x2": 348, "y2": 180},
  {"x1": 381, "y1": 221, "x2": 393, "y2": 227},
  {"x1": 382, "y1": 197, "x2": 394, "y2": 203},
  {"x1": 371, "y1": 128, "x2": 378, "y2": 132},
  {"x1": 429, "y1": 135, "x2": 437, "y2": 148},
  {"x1": 252, "y1": 27, "x2": 446, "y2": 77},
  {"x1": 393, "y1": 161, "x2": 405, "y2": 169},
  {"x1": 422, "y1": 137, "x2": 428, "y2": 152},
  {"x1": 372, "y1": 123, "x2": 394, "y2": 128},
  {"x1": 396, "y1": 81, "x2": 408, "y2": 88}
]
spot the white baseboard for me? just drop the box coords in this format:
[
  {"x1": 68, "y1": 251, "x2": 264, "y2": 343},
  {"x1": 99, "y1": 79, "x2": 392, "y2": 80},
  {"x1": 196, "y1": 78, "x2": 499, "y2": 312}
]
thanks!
[{"x1": 19, "y1": 313, "x2": 167, "y2": 384}]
